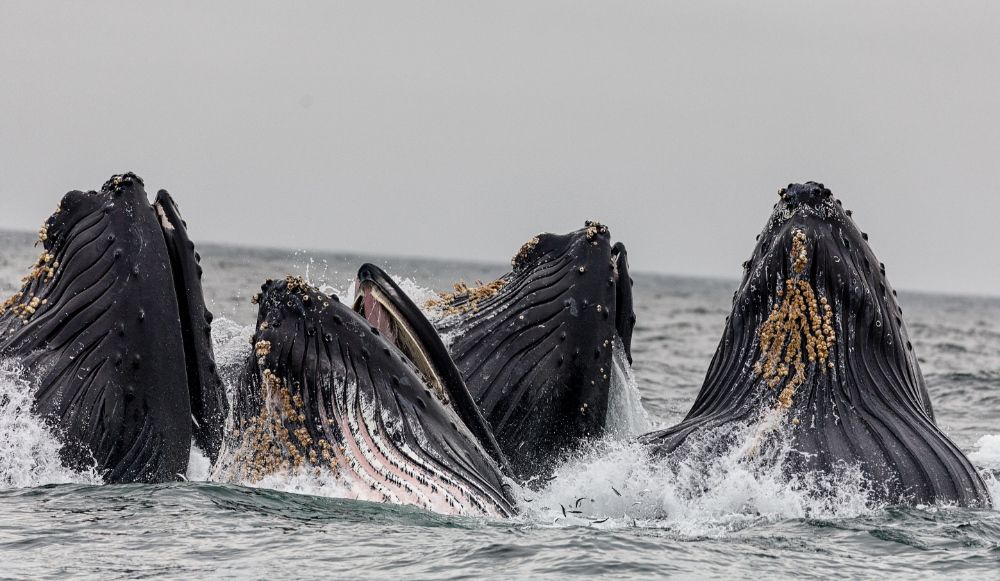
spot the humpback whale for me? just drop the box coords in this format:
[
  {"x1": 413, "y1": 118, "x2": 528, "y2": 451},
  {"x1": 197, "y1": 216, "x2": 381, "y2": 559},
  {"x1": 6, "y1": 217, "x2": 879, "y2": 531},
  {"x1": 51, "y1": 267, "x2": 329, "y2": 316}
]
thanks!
[
  {"x1": 640, "y1": 183, "x2": 991, "y2": 507},
  {"x1": 0, "y1": 173, "x2": 227, "y2": 482},
  {"x1": 429, "y1": 222, "x2": 636, "y2": 481},
  {"x1": 215, "y1": 276, "x2": 516, "y2": 517},
  {"x1": 353, "y1": 263, "x2": 510, "y2": 476}
]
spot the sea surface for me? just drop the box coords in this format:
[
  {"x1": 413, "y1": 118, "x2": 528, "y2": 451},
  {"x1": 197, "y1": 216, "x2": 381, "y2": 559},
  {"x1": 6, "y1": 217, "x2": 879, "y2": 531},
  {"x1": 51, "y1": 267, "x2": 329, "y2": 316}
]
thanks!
[{"x1": 0, "y1": 229, "x2": 997, "y2": 579}]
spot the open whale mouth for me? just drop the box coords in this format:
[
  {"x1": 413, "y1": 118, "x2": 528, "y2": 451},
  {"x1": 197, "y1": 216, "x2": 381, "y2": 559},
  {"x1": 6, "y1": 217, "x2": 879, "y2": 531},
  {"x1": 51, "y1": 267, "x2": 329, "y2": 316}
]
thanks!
[
  {"x1": 222, "y1": 276, "x2": 516, "y2": 516},
  {"x1": 353, "y1": 270, "x2": 447, "y2": 402},
  {"x1": 610, "y1": 241, "x2": 635, "y2": 363},
  {"x1": 352, "y1": 264, "x2": 511, "y2": 474}
]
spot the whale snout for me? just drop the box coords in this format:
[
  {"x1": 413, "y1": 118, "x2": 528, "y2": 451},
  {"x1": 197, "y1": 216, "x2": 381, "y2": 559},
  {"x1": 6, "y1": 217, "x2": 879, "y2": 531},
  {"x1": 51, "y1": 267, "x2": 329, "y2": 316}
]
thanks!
[{"x1": 778, "y1": 181, "x2": 833, "y2": 207}]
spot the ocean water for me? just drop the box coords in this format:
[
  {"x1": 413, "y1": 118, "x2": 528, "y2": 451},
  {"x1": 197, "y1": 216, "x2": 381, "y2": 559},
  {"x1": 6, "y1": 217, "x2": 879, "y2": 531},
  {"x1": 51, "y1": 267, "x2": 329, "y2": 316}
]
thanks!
[{"x1": 0, "y1": 229, "x2": 997, "y2": 579}]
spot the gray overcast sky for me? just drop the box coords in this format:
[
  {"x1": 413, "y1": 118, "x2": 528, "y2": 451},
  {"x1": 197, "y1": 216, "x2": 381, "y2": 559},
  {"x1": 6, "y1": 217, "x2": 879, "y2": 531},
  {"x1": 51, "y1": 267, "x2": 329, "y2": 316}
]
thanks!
[{"x1": 1, "y1": 1, "x2": 998, "y2": 296}]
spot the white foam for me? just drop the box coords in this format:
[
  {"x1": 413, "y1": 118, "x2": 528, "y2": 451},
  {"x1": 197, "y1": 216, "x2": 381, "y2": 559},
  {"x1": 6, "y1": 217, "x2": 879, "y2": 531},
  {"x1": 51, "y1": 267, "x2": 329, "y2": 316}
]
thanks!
[
  {"x1": 605, "y1": 336, "x2": 651, "y2": 438},
  {"x1": 186, "y1": 444, "x2": 212, "y2": 482},
  {"x1": 210, "y1": 316, "x2": 254, "y2": 406},
  {"x1": 254, "y1": 467, "x2": 354, "y2": 499},
  {"x1": 0, "y1": 359, "x2": 101, "y2": 488},
  {"x1": 969, "y1": 435, "x2": 1000, "y2": 509},
  {"x1": 969, "y1": 434, "x2": 1000, "y2": 469},
  {"x1": 983, "y1": 472, "x2": 1000, "y2": 509},
  {"x1": 318, "y1": 279, "x2": 353, "y2": 302},
  {"x1": 391, "y1": 276, "x2": 440, "y2": 308},
  {"x1": 521, "y1": 421, "x2": 876, "y2": 534}
]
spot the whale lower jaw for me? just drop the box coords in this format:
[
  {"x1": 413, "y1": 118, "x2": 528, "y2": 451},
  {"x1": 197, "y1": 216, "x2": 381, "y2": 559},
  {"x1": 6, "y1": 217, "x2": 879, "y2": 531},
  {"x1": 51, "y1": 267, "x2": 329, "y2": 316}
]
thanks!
[{"x1": 217, "y1": 372, "x2": 510, "y2": 517}]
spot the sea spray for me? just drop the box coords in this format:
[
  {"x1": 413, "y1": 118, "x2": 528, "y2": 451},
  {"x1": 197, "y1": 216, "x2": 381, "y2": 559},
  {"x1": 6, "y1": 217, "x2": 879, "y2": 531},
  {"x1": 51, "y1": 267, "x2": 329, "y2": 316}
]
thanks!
[
  {"x1": 605, "y1": 336, "x2": 650, "y2": 438},
  {"x1": 522, "y1": 420, "x2": 877, "y2": 534},
  {"x1": 0, "y1": 359, "x2": 100, "y2": 487},
  {"x1": 970, "y1": 435, "x2": 1000, "y2": 508},
  {"x1": 391, "y1": 276, "x2": 441, "y2": 308},
  {"x1": 253, "y1": 467, "x2": 354, "y2": 499},
  {"x1": 186, "y1": 445, "x2": 212, "y2": 482},
  {"x1": 210, "y1": 316, "x2": 255, "y2": 409},
  {"x1": 969, "y1": 434, "x2": 1000, "y2": 469}
]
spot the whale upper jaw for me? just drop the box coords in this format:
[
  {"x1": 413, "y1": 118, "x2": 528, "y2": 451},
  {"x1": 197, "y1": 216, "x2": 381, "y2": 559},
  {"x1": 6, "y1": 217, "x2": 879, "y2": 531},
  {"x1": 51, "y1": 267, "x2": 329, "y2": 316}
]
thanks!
[
  {"x1": 430, "y1": 221, "x2": 636, "y2": 482},
  {"x1": 642, "y1": 182, "x2": 991, "y2": 508}
]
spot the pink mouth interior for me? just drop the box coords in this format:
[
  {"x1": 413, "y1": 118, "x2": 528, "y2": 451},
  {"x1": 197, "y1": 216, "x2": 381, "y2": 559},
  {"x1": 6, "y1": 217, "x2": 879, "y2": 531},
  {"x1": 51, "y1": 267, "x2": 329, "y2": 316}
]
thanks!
[{"x1": 355, "y1": 281, "x2": 398, "y2": 345}]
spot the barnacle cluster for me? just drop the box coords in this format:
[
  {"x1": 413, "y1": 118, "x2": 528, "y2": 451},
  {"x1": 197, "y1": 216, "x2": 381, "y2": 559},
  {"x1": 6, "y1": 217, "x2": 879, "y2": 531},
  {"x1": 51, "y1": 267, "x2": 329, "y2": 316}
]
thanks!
[
  {"x1": 425, "y1": 278, "x2": 506, "y2": 316},
  {"x1": 230, "y1": 361, "x2": 338, "y2": 482},
  {"x1": 584, "y1": 220, "x2": 608, "y2": 242},
  {"x1": 791, "y1": 229, "x2": 808, "y2": 274},
  {"x1": 284, "y1": 275, "x2": 311, "y2": 294},
  {"x1": 24, "y1": 251, "x2": 58, "y2": 284},
  {"x1": 0, "y1": 292, "x2": 24, "y2": 320},
  {"x1": 1, "y1": 241, "x2": 57, "y2": 323},
  {"x1": 510, "y1": 236, "x2": 540, "y2": 269},
  {"x1": 752, "y1": 229, "x2": 836, "y2": 414},
  {"x1": 4, "y1": 295, "x2": 46, "y2": 323}
]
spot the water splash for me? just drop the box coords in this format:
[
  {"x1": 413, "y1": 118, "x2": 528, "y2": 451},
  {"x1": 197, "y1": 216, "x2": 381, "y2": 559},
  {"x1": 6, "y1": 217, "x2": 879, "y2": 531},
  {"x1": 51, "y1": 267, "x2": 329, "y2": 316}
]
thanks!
[
  {"x1": 391, "y1": 276, "x2": 440, "y2": 307},
  {"x1": 186, "y1": 445, "x2": 212, "y2": 482},
  {"x1": 984, "y1": 471, "x2": 1000, "y2": 508},
  {"x1": 0, "y1": 359, "x2": 100, "y2": 487},
  {"x1": 970, "y1": 434, "x2": 1000, "y2": 469},
  {"x1": 251, "y1": 468, "x2": 354, "y2": 499},
  {"x1": 522, "y1": 420, "x2": 877, "y2": 534},
  {"x1": 970, "y1": 435, "x2": 1000, "y2": 508},
  {"x1": 211, "y1": 316, "x2": 254, "y2": 409},
  {"x1": 605, "y1": 336, "x2": 650, "y2": 438}
]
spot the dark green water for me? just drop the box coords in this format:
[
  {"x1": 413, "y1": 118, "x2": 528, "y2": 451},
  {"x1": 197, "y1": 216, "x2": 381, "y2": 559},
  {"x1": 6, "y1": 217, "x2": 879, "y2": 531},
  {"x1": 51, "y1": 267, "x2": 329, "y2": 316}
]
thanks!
[{"x1": 1, "y1": 232, "x2": 998, "y2": 579}]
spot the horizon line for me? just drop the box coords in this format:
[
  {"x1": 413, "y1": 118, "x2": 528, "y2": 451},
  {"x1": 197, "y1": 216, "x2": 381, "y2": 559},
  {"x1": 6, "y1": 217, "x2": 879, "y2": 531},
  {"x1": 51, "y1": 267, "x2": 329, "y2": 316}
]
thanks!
[{"x1": 1, "y1": 227, "x2": 996, "y2": 301}]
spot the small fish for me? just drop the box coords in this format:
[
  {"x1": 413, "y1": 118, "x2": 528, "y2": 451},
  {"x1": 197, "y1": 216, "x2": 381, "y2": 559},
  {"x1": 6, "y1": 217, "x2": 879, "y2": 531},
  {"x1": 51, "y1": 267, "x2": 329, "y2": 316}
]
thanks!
[
  {"x1": 591, "y1": 517, "x2": 610, "y2": 524},
  {"x1": 561, "y1": 504, "x2": 567, "y2": 518},
  {"x1": 568, "y1": 510, "x2": 583, "y2": 515},
  {"x1": 574, "y1": 497, "x2": 587, "y2": 508},
  {"x1": 544, "y1": 475, "x2": 558, "y2": 482},
  {"x1": 522, "y1": 498, "x2": 534, "y2": 503},
  {"x1": 611, "y1": 486, "x2": 622, "y2": 497}
]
